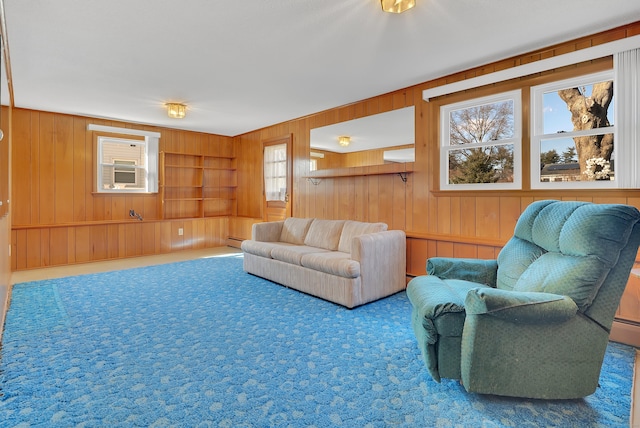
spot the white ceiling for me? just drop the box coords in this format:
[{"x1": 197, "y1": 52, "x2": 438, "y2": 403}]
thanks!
[{"x1": 4, "y1": 0, "x2": 640, "y2": 137}]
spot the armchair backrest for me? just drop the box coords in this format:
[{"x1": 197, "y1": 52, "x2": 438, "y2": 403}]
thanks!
[{"x1": 496, "y1": 200, "x2": 640, "y2": 330}]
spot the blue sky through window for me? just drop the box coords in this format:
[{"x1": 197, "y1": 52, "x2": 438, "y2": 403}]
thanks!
[{"x1": 541, "y1": 84, "x2": 614, "y2": 158}]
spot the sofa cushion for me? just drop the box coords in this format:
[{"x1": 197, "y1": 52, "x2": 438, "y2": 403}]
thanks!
[
  {"x1": 279, "y1": 217, "x2": 314, "y2": 245},
  {"x1": 271, "y1": 245, "x2": 330, "y2": 266},
  {"x1": 240, "y1": 240, "x2": 297, "y2": 259},
  {"x1": 337, "y1": 220, "x2": 388, "y2": 253},
  {"x1": 300, "y1": 251, "x2": 361, "y2": 278},
  {"x1": 512, "y1": 253, "x2": 609, "y2": 310},
  {"x1": 303, "y1": 219, "x2": 345, "y2": 251}
]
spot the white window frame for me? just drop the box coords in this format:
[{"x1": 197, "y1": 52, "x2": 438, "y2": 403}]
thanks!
[
  {"x1": 89, "y1": 124, "x2": 160, "y2": 194},
  {"x1": 530, "y1": 71, "x2": 617, "y2": 189},
  {"x1": 440, "y1": 90, "x2": 522, "y2": 191}
]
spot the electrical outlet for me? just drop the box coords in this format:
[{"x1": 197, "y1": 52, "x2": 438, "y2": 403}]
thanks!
[{"x1": 178, "y1": 228, "x2": 184, "y2": 236}]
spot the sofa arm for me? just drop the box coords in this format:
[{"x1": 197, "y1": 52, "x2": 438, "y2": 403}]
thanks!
[
  {"x1": 251, "y1": 221, "x2": 284, "y2": 242},
  {"x1": 352, "y1": 230, "x2": 406, "y2": 298},
  {"x1": 465, "y1": 287, "x2": 578, "y2": 324},
  {"x1": 427, "y1": 257, "x2": 498, "y2": 286}
]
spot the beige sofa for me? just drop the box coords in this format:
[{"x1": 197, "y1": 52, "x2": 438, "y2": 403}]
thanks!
[{"x1": 241, "y1": 218, "x2": 406, "y2": 308}]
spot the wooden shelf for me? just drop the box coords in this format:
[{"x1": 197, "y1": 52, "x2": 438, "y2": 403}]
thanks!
[
  {"x1": 203, "y1": 166, "x2": 237, "y2": 170},
  {"x1": 160, "y1": 151, "x2": 237, "y2": 219},
  {"x1": 304, "y1": 162, "x2": 414, "y2": 179}
]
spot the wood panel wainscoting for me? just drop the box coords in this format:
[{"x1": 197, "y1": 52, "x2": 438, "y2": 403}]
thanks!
[
  {"x1": 12, "y1": 216, "x2": 230, "y2": 271},
  {"x1": 227, "y1": 216, "x2": 263, "y2": 248},
  {"x1": 406, "y1": 232, "x2": 504, "y2": 277}
]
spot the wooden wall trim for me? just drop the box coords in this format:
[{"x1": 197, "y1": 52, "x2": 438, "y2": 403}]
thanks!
[
  {"x1": 406, "y1": 232, "x2": 507, "y2": 248},
  {"x1": 11, "y1": 216, "x2": 231, "y2": 271},
  {"x1": 12, "y1": 217, "x2": 231, "y2": 230}
]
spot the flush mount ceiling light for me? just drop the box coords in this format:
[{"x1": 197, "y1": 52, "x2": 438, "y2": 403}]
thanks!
[
  {"x1": 338, "y1": 136, "x2": 351, "y2": 147},
  {"x1": 381, "y1": 0, "x2": 415, "y2": 13},
  {"x1": 166, "y1": 103, "x2": 186, "y2": 119}
]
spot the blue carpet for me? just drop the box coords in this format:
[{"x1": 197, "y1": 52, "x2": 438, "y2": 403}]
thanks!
[{"x1": 0, "y1": 254, "x2": 635, "y2": 427}]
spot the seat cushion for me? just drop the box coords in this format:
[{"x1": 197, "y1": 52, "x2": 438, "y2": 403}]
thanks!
[
  {"x1": 337, "y1": 220, "x2": 387, "y2": 253},
  {"x1": 240, "y1": 240, "x2": 296, "y2": 258},
  {"x1": 270, "y1": 245, "x2": 329, "y2": 266},
  {"x1": 407, "y1": 276, "x2": 492, "y2": 344},
  {"x1": 300, "y1": 251, "x2": 360, "y2": 278}
]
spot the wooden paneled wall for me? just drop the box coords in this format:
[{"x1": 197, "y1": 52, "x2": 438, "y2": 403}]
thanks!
[
  {"x1": 0, "y1": 105, "x2": 11, "y2": 338},
  {"x1": 11, "y1": 109, "x2": 234, "y2": 270},
  {"x1": 233, "y1": 22, "x2": 640, "y2": 276},
  {"x1": 232, "y1": 22, "x2": 640, "y2": 334},
  {"x1": 12, "y1": 218, "x2": 229, "y2": 270}
]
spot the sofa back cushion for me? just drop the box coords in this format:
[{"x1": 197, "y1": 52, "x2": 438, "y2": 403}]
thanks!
[
  {"x1": 497, "y1": 200, "x2": 640, "y2": 310},
  {"x1": 279, "y1": 218, "x2": 314, "y2": 244},
  {"x1": 337, "y1": 220, "x2": 388, "y2": 253},
  {"x1": 304, "y1": 219, "x2": 346, "y2": 250}
]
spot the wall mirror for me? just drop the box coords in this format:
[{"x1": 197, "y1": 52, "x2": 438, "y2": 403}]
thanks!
[{"x1": 309, "y1": 106, "x2": 415, "y2": 171}]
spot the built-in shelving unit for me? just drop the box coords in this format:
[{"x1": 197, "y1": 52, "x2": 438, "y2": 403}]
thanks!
[{"x1": 160, "y1": 151, "x2": 237, "y2": 219}]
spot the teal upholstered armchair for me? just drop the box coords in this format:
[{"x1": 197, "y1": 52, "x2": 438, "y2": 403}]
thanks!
[{"x1": 407, "y1": 200, "x2": 640, "y2": 399}]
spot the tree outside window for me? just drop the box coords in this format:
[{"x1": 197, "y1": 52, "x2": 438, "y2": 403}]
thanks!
[
  {"x1": 532, "y1": 71, "x2": 615, "y2": 188},
  {"x1": 440, "y1": 90, "x2": 521, "y2": 190}
]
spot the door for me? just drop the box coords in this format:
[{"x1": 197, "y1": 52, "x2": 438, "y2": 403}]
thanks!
[{"x1": 263, "y1": 135, "x2": 292, "y2": 222}]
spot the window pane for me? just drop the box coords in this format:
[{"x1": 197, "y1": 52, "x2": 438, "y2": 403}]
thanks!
[
  {"x1": 450, "y1": 100, "x2": 514, "y2": 145},
  {"x1": 539, "y1": 135, "x2": 614, "y2": 183},
  {"x1": 543, "y1": 80, "x2": 614, "y2": 134},
  {"x1": 264, "y1": 143, "x2": 287, "y2": 201},
  {"x1": 448, "y1": 144, "x2": 514, "y2": 184}
]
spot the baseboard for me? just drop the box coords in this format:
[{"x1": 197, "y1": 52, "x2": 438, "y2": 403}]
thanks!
[
  {"x1": 227, "y1": 238, "x2": 243, "y2": 249},
  {"x1": 610, "y1": 320, "x2": 640, "y2": 347}
]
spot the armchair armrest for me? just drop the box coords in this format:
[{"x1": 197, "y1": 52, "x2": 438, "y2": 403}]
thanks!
[
  {"x1": 251, "y1": 221, "x2": 284, "y2": 242},
  {"x1": 465, "y1": 287, "x2": 578, "y2": 324},
  {"x1": 427, "y1": 257, "x2": 498, "y2": 286}
]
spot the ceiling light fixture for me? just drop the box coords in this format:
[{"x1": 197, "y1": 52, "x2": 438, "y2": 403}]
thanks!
[
  {"x1": 381, "y1": 0, "x2": 415, "y2": 13},
  {"x1": 166, "y1": 103, "x2": 186, "y2": 119},
  {"x1": 338, "y1": 136, "x2": 351, "y2": 147}
]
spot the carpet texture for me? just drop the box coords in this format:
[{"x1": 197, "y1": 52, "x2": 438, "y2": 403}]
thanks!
[{"x1": 0, "y1": 254, "x2": 635, "y2": 427}]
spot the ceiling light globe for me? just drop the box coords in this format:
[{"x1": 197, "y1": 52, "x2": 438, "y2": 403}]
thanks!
[
  {"x1": 166, "y1": 103, "x2": 187, "y2": 119},
  {"x1": 381, "y1": 0, "x2": 416, "y2": 14}
]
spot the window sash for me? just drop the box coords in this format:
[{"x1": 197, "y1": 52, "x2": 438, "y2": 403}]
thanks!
[
  {"x1": 96, "y1": 136, "x2": 154, "y2": 193},
  {"x1": 264, "y1": 144, "x2": 287, "y2": 202},
  {"x1": 440, "y1": 90, "x2": 522, "y2": 191},
  {"x1": 530, "y1": 70, "x2": 617, "y2": 189}
]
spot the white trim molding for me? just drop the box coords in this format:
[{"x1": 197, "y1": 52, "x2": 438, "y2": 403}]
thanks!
[
  {"x1": 423, "y1": 34, "x2": 640, "y2": 102},
  {"x1": 87, "y1": 123, "x2": 161, "y2": 139}
]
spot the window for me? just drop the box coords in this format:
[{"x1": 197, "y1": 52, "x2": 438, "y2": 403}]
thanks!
[
  {"x1": 440, "y1": 90, "x2": 521, "y2": 190},
  {"x1": 89, "y1": 124, "x2": 160, "y2": 194},
  {"x1": 97, "y1": 138, "x2": 147, "y2": 191},
  {"x1": 531, "y1": 71, "x2": 616, "y2": 189},
  {"x1": 264, "y1": 143, "x2": 287, "y2": 201}
]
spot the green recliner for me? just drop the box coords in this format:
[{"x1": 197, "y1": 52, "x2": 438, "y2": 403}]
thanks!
[{"x1": 407, "y1": 200, "x2": 640, "y2": 399}]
